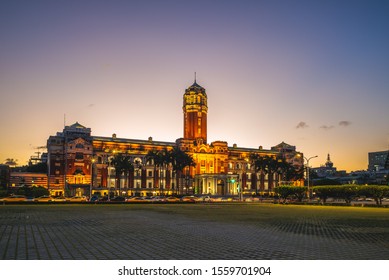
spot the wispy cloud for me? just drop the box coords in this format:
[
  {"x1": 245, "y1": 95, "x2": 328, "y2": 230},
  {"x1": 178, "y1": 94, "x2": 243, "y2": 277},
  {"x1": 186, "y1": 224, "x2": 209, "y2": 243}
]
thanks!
[
  {"x1": 296, "y1": 121, "x2": 309, "y2": 129},
  {"x1": 339, "y1": 121, "x2": 351, "y2": 127},
  {"x1": 320, "y1": 125, "x2": 334, "y2": 130},
  {"x1": 87, "y1": 104, "x2": 95, "y2": 108}
]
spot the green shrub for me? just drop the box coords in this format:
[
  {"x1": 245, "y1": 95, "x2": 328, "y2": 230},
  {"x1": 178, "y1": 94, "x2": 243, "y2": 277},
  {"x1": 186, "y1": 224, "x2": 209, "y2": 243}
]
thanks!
[
  {"x1": 274, "y1": 185, "x2": 307, "y2": 203},
  {"x1": 358, "y1": 185, "x2": 389, "y2": 205}
]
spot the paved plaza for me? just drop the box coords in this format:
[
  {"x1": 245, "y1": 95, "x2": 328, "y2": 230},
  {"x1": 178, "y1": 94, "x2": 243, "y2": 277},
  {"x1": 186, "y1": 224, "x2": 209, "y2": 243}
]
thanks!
[{"x1": 0, "y1": 203, "x2": 388, "y2": 260}]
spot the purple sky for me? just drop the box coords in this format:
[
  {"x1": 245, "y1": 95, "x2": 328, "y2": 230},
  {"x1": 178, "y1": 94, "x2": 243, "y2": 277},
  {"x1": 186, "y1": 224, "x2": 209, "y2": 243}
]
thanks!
[{"x1": 1, "y1": 0, "x2": 388, "y2": 172}]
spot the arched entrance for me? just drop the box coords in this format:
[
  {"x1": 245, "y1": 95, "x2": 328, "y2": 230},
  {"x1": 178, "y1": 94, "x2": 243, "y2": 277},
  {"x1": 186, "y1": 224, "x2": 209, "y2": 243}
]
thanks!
[{"x1": 217, "y1": 179, "x2": 225, "y2": 195}]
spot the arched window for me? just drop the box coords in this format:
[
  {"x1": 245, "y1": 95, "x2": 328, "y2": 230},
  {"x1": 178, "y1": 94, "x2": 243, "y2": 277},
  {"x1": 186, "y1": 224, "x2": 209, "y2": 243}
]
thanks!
[{"x1": 75, "y1": 143, "x2": 84, "y2": 149}]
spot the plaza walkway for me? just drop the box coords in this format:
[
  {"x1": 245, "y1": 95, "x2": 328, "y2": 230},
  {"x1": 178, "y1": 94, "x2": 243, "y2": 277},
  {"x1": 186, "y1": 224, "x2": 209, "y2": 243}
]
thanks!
[{"x1": 0, "y1": 204, "x2": 388, "y2": 259}]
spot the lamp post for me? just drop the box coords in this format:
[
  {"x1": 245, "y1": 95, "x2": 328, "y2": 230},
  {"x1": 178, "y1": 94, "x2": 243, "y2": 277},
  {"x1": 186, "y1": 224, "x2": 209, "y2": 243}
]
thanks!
[
  {"x1": 304, "y1": 155, "x2": 318, "y2": 200},
  {"x1": 106, "y1": 150, "x2": 117, "y2": 200},
  {"x1": 90, "y1": 157, "x2": 95, "y2": 200},
  {"x1": 107, "y1": 155, "x2": 112, "y2": 201}
]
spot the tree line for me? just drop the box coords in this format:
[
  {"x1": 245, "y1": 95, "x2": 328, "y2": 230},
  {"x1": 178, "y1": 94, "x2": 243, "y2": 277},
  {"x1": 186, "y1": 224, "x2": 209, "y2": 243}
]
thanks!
[
  {"x1": 109, "y1": 147, "x2": 195, "y2": 194},
  {"x1": 109, "y1": 150, "x2": 305, "y2": 195},
  {"x1": 250, "y1": 154, "x2": 304, "y2": 192}
]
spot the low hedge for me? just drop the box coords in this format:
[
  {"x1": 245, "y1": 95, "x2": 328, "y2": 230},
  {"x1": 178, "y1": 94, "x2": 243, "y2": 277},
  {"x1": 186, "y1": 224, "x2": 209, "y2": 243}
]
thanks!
[{"x1": 313, "y1": 185, "x2": 389, "y2": 205}]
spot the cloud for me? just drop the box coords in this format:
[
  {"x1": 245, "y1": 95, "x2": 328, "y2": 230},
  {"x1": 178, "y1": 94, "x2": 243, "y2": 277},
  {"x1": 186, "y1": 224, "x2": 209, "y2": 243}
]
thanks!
[
  {"x1": 339, "y1": 121, "x2": 351, "y2": 127},
  {"x1": 87, "y1": 104, "x2": 95, "y2": 108},
  {"x1": 320, "y1": 125, "x2": 334, "y2": 130},
  {"x1": 296, "y1": 121, "x2": 309, "y2": 129}
]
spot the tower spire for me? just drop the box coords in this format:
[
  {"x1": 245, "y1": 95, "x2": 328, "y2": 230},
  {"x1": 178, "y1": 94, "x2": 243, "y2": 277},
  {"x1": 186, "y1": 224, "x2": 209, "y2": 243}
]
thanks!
[{"x1": 194, "y1": 71, "x2": 197, "y2": 83}]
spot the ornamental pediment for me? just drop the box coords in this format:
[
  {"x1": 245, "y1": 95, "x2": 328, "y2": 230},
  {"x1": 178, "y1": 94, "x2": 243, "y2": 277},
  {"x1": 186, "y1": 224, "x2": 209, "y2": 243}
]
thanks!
[
  {"x1": 67, "y1": 138, "x2": 92, "y2": 150},
  {"x1": 194, "y1": 143, "x2": 215, "y2": 154}
]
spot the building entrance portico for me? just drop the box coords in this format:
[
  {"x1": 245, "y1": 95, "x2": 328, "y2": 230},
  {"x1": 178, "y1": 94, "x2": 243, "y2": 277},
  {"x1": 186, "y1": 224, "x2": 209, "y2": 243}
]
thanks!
[{"x1": 195, "y1": 174, "x2": 239, "y2": 196}]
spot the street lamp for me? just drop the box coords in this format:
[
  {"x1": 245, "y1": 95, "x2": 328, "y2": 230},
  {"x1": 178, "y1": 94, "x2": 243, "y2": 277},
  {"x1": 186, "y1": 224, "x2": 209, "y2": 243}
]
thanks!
[
  {"x1": 107, "y1": 155, "x2": 114, "y2": 201},
  {"x1": 90, "y1": 158, "x2": 95, "y2": 200},
  {"x1": 304, "y1": 155, "x2": 318, "y2": 200}
]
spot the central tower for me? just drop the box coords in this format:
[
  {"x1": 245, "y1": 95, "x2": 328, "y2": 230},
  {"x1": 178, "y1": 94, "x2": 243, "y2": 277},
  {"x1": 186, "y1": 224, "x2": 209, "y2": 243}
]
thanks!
[{"x1": 183, "y1": 76, "x2": 208, "y2": 142}]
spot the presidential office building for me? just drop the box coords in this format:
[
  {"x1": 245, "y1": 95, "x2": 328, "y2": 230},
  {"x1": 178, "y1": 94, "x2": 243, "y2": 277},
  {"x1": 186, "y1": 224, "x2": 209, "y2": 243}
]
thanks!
[{"x1": 47, "y1": 79, "x2": 304, "y2": 197}]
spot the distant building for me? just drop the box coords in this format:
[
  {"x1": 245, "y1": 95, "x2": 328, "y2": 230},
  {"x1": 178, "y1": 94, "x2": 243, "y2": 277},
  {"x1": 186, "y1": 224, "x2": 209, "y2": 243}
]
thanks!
[
  {"x1": 368, "y1": 150, "x2": 389, "y2": 171},
  {"x1": 368, "y1": 150, "x2": 389, "y2": 185},
  {"x1": 312, "y1": 154, "x2": 337, "y2": 178}
]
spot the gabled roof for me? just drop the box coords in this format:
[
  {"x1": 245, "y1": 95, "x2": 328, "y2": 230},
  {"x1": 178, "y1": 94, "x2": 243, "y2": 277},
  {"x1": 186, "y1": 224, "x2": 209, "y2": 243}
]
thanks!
[
  {"x1": 69, "y1": 122, "x2": 86, "y2": 129},
  {"x1": 271, "y1": 141, "x2": 296, "y2": 152}
]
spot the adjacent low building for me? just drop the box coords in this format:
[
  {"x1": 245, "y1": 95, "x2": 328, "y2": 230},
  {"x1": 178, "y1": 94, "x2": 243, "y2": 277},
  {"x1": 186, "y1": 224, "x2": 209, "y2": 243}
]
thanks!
[{"x1": 9, "y1": 172, "x2": 47, "y2": 188}]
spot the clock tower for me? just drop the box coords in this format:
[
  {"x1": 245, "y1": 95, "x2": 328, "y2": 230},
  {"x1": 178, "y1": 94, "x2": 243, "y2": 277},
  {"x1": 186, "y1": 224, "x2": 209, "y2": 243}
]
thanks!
[{"x1": 183, "y1": 76, "x2": 208, "y2": 142}]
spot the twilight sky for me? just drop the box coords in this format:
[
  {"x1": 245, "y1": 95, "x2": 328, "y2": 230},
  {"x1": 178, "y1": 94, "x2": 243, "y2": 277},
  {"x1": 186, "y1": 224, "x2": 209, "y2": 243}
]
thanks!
[{"x1": 1, "y1": 0, "x2": 388, "y2": 172}]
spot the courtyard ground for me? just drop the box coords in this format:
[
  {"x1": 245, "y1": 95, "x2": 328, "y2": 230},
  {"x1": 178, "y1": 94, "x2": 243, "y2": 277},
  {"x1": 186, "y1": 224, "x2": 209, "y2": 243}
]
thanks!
[{"x1": 0, "y1": 203, "x2": 388, "y2": 259}]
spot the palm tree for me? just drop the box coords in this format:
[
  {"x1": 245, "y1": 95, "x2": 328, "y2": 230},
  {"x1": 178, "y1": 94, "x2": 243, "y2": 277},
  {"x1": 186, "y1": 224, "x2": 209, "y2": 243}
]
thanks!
[
  {"x1": 276, "y1": 158, "x2": 304, "y2": 185},
  {"x1": 110, "y1": 153, "x2": 133, "y2": 196},
  {"x1": 160, "y1": 149, "x2": 172, "y2": 194},
  {"x1": 4, "y1": 158, "x2": 18, "y2": 166},
  {"x1": 250, "y1": 154, "x2": 268, "y2": 193},
  {"x1": 168, "y1": 147, "x2": 196, "y2": 195},
  {"x1": 146, "y1": 149, "x2": 166, "y2": 194},
  {"x1": 251, "y1": 155, "x2": 291, "y2": 193},
  {"x1": 263, "y1": 156, "x2": 283, "y2": 192}
]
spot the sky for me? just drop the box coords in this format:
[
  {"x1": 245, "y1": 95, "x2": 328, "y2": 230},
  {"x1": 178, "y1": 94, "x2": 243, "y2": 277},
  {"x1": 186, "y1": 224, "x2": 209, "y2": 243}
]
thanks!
[{"x1": 0, "y1": 0, "x2": 388, "y2": 172}]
